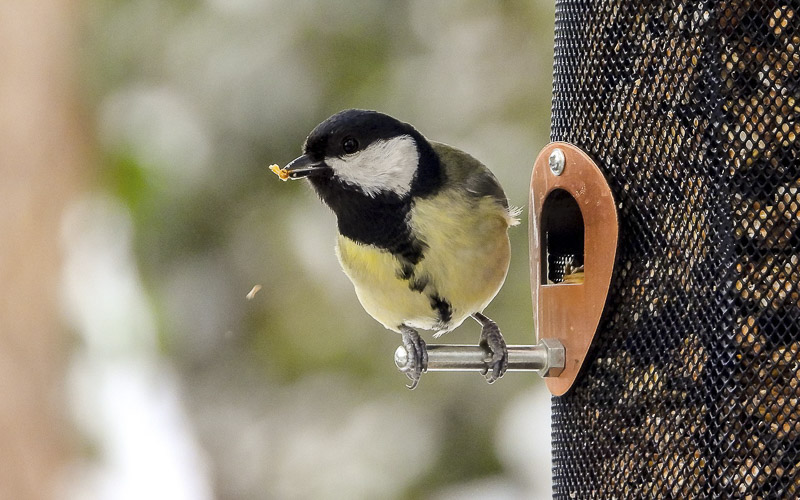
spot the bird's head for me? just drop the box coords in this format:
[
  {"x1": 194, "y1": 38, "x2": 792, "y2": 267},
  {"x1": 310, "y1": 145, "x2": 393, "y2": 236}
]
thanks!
[{"x1": 284, "y1": 109, "x2": 442, "y2": 202}]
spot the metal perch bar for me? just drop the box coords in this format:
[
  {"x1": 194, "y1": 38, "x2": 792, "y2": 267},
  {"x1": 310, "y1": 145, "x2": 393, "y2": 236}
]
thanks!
[{"x1": 394, "y1": 339, "x2": 565, "y2": 377}]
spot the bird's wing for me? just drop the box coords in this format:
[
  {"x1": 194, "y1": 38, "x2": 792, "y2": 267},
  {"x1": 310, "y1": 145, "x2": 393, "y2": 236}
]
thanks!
[{"x1": 430, "y1": 141, "x2": 510, "y2": 210}]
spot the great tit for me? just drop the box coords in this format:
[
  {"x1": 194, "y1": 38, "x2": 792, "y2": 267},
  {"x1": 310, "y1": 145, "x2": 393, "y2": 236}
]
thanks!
[{"x1": 281, "y1": 109, "x2": 518, "y2": 388}]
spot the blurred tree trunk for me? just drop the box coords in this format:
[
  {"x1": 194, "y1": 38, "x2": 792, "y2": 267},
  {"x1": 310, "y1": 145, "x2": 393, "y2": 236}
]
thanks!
[{"x1": 0, "y1": 2, "x2": 86, "y2": 498}]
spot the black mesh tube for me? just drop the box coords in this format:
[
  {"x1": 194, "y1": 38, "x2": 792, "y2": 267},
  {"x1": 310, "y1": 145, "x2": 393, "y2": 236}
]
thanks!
[{"x1": 550, "y1": 0, "x2": 800, "y2": 497}]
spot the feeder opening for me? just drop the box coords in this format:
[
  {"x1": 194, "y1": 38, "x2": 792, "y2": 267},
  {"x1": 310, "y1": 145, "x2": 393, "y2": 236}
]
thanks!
[{"x1": 541, "y1": 188, "x2": 585, "y2": 285}]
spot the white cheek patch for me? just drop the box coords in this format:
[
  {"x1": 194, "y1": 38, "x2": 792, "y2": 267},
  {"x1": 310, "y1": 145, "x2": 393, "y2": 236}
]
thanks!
[{"x1": 326, "y1": 135, "x2": 419, "y2": 197}]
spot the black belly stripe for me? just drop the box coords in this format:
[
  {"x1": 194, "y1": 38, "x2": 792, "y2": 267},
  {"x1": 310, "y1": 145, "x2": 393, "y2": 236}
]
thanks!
[
  {"x1": 397, "y1": 262, "x2": 415, "y2": 281},
  {"x1": 430, "y1": 295, "x2": 452, "y2": 325},
  {"x1": 407, "y1": 274, "x2": 429, "y2": 293}
]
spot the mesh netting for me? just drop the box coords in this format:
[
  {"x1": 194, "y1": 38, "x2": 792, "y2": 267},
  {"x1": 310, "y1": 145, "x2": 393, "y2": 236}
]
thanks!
[{"x1": 550, "y1": 0, "x2": 800, "y2": 497}]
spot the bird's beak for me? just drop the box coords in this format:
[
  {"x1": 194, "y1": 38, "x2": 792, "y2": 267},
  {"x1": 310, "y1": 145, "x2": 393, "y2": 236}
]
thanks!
[{"x1": 284, "y1": 154, "x2": 330, "y2": 179}]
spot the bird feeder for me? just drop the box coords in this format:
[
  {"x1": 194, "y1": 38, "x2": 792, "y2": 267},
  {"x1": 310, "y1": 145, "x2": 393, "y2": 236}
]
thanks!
[{"x1": 547, "y1": 1, "x2": 800, "y2": 497}]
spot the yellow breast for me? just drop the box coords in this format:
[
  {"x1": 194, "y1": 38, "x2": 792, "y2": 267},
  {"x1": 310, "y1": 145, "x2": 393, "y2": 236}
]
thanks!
[
  {"x1": 336, "y1": 191, "x2": 512, "y2": 334},
  {"x1": 336, "y1": 237, "x2": 437, "y2": 332},
  {"x1": 410, "y1": 191, "x2": 512, "y2": 326}
]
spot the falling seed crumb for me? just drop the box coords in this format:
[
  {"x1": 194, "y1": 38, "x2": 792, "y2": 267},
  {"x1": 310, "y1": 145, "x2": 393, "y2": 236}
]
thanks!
[{"x1": 246, "y1": 284, "x2": 262, "y2": 300}]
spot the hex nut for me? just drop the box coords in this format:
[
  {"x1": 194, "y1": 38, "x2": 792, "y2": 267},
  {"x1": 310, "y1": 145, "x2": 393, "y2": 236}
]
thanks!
[{"x1": 539, "y1": 338, "x2": 566, "y2": 377}]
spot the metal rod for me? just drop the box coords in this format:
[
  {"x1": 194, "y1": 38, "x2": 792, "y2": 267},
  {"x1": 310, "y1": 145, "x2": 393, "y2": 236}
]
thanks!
[{"x1": 394, "y1": 339, "x2": 565, "y2": 376}]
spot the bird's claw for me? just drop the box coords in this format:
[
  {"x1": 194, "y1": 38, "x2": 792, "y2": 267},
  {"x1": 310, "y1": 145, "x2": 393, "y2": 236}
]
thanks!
[
  {"x1": 399, "y1": 327, "x2": 427, "y2": 389},
  {"x1": 479, "y1": 320, "x2": 508, "y2": 384}
]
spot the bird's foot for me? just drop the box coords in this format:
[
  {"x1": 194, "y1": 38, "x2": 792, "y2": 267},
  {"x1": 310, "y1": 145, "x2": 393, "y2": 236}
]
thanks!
[
  {"x1": 473, "y1": 313, "x2": 508, "y2": 384},
  {"x1": 398, "y1": 326, "x2": 428, "y2": 390}
]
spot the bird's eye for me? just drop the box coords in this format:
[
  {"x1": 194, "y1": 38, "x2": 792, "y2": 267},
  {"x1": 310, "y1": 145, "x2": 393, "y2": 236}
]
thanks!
[{"x1": 342, "y1": 137, "x2": 359, "y2": 154}]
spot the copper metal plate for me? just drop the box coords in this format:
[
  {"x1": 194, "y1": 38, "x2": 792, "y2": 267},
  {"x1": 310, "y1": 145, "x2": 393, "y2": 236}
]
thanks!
[{"x1": 530, "y1": 142, "x2": 618, "y2": 396}]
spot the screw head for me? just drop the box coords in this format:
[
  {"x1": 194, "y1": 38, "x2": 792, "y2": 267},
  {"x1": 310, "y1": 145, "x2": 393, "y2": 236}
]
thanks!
[{"x1": 548, "y1": 148, "x2": 565, "y2": 176}]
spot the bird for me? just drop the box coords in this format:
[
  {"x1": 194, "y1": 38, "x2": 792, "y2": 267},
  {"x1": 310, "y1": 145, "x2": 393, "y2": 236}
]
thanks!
[{"x1": 279, "y1": 109, "x2": 519, "y2": 389}]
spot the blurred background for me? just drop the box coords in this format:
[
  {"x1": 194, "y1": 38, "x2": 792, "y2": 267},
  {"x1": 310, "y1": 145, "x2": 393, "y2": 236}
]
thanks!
[{"x1": 1, "y1": 0, "x2": 555, "y2": 498}]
